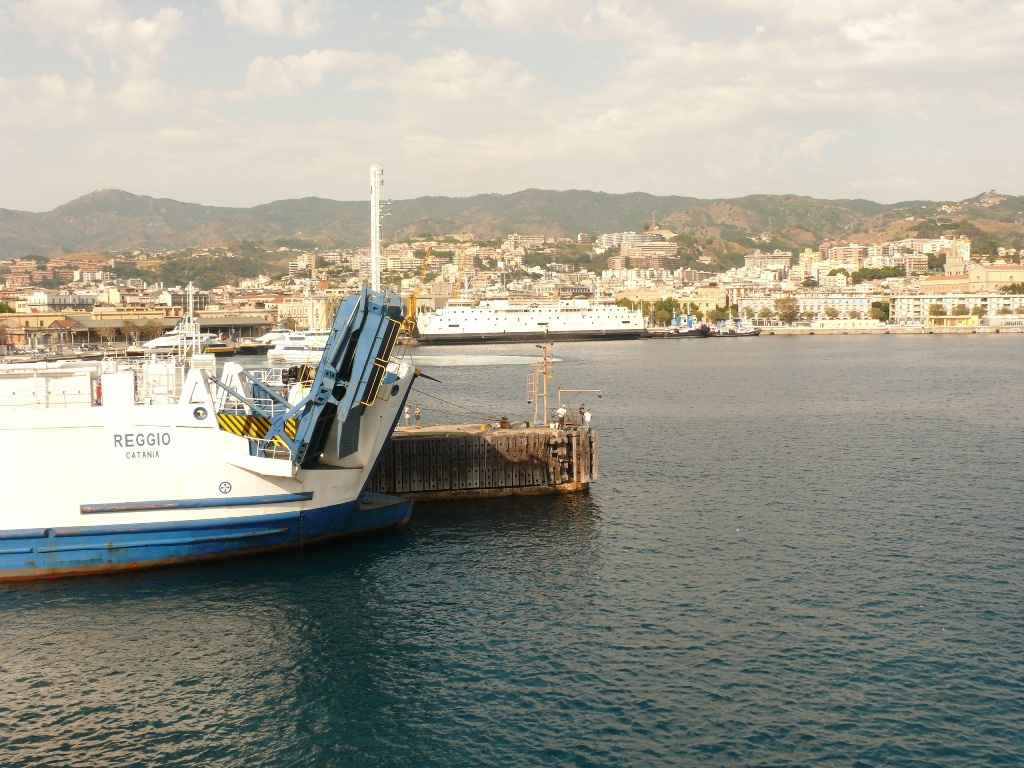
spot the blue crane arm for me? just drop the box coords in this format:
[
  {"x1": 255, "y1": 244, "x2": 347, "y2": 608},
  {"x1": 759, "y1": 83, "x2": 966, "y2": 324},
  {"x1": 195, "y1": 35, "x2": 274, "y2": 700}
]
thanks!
[{"x1": 260, "y1": 288, "x2": 404, "y2": 467}]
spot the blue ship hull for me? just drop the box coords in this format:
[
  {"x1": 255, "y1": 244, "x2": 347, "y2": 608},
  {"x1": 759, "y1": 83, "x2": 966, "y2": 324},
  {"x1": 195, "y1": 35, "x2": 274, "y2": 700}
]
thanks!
[{"x1": 0, "y1": 493, "x2": 411, "y2": 582}]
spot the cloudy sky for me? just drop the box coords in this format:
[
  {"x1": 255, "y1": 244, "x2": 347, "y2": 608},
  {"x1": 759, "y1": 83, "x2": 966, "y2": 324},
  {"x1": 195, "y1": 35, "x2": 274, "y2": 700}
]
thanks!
[{"x1": 1, "y1": 0, "x2": 1021, "y2": 211}]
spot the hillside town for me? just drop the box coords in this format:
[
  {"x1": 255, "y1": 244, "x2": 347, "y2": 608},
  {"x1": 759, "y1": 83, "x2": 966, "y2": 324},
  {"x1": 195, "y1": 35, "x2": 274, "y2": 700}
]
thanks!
[{"x1": 2, "y1": 226, "x2": 1024, "y2": 350}]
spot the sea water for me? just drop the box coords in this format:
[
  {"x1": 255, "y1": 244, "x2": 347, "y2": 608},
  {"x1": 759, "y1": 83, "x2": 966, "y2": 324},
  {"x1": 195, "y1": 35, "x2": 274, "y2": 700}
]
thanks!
[{"x1": 2, "y1": 336, "x2": 1022, "y2": 766}]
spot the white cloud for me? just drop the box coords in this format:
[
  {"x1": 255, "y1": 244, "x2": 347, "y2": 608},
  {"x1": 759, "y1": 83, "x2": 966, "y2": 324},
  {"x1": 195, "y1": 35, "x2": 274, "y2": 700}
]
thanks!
[
  {"x1": 412, "y1": 5, "x2": 453, "y2": 28},
  {"x1": 799, "y1": 130, "x2": 851, "y2": 161},
  {"x1": 0, "y1": 75, "x2": 98, "y2": 127},
  {"x1": 457, "y1": 0, "x2": 659, "y2": 44},
  {"x1": 0, "y1": 72, "x2": 188, "y2": 128},
  {"x1": 11, "y1": 0, "x2": 184, "y2": 76},
  {"x1": 4, "y1": 0, "x2": 1023, "y2": 210},
  {"x1": 219, "y1": 0, "x2": 321, "y2": 37},
  {"x1": 244, "y1": 49, "x2": 385, "y2": 97}
]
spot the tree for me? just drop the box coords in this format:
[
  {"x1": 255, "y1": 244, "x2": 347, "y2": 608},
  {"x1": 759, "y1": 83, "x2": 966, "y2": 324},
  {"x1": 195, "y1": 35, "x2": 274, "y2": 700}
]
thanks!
[
  {"x1": 774, "y1": 296, "x2": 799, "y2": 324},
  {"x1": 96, "y1": 325, "x2": 117, "y2": 345},
  {"x1": 654, "y1": 297, "x2": 681, "y2": 315},
  {"x1": 996, "y1": 307, "x2": 1014, "y2": 315},
  {"x1": 824, "y1": 307, "x2": 840, "y2": 319},
  {"x1": 742, "y1": 306, "x2": 755, "y2": 319},
  {"x1": 757, "y1": 306, "x2": 775, "y2": 320},
  {"x1": 706, "y1": 305, "x2": 731, "y2": 323},
  {"x1": 0, "y1": 302, "x2": 13, "y2": 313},
  {"x1": 802, "y1": 278, "x2": 819, "y2": 288},
  {"x1": 140, "y1": 320, "x2": 164, "y2": 341},
  {"x1": 800, "y1": 311, "x2": 815, "y2": 321},
  {"x1": 928, "y1": 304, "x2": 946, "y2": 317},
  {"x1": 827, "y1": 268, "x2": 849, "y2": 276},
  {"x1": 654, "y1": 308, "x2": 672, "y2": 325},
  {"x1": 283, "y1": 317, "x2": 299, "y2": 330},
  {"x1": 971, "y1": 305, "x2": 987, "y2": 317},
  {"x1": 852, "y1": 267, "x2": 905, "y2": 284},
  {"x1": 951, "y1": 304, "x2": 970, "y2": 316},
  {"x1": 870, "y1": 301, "x2": 890, "y2": 322},
  {"x1": 120, "y1": 319, "x2": 140, "y2": 344},
  {"x1": 848, "y1": 310, "x2": 861, "y2": 319},
  {"x1": 1003, "y1": 283, "x2": 1024, "y2": 294}
]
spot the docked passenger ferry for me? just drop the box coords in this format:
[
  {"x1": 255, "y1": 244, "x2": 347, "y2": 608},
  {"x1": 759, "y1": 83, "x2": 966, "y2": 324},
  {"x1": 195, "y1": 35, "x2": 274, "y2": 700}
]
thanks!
[
  {"x1": 0, "y1": 288, "x2": 413, "y2": 581},
  {"x1": 414, "y1": 298, "x2": 646, "y2": 344}
]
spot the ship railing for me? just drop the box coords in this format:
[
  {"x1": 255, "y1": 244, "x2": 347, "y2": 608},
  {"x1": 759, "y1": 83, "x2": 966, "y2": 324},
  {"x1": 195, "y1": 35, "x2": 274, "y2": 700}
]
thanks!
[
  {"x1": 244, "y1": 436, "x2": 293, "y2": 461},
  {"x1": 0, "y1": 391, "x2": 93, "y2": 409}
]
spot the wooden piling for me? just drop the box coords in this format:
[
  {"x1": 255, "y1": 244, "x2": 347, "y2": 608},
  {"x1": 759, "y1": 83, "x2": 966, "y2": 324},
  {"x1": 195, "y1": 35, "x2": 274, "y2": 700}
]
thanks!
[{"x1": 367, "y1": 425, "x2": 598, "y2": 501}]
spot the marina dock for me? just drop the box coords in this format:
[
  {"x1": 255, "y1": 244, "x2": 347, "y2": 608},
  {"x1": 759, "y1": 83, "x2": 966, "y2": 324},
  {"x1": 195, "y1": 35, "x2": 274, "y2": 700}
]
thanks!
[{"x1": 368, "y1": 424, "x2": 597, "y2": 500}]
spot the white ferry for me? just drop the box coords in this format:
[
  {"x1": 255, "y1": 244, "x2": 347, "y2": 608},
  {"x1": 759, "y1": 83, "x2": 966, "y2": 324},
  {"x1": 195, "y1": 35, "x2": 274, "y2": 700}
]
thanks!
[
  {"x1": 0, "y1": 288, "x2": 413, "y2": 582},
  {"x1": 414, "y1": 298, "x2": 646, "y2": 344}
]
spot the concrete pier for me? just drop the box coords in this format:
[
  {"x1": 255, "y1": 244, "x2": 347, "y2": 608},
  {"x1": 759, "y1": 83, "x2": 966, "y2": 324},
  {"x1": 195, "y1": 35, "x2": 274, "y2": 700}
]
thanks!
[{"x1": 368, "y1": 424, "x2": 598, "y2": 500}]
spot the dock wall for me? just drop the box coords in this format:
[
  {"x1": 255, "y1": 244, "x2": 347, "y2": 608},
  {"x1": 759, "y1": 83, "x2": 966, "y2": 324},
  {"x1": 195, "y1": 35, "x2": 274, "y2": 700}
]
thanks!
[
  {"x1": 764, "y1": 326, "x2": 1024, "y2": 335},
  {"x1": 367, "y1": 426, "x2": 598, "y2": 501}
]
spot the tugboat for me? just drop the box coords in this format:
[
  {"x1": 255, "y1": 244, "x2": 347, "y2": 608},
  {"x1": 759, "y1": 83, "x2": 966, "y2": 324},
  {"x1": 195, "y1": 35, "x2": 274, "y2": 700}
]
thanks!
[{"x1": 709, "y1": 318, "x2": 762, "y2": 337}]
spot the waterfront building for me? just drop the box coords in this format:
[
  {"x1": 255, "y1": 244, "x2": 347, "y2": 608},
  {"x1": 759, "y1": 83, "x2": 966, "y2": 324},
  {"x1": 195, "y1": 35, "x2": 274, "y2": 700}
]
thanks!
[
  {"x1": 890, "y1": 293, "x2": 1024, "y2": 323},
  {"x1": 738, "y1": 293, "x2": 872, "y2": 319},
  {"x1": 920, "y1": 262, "x2": 1024, "y2": 294}
]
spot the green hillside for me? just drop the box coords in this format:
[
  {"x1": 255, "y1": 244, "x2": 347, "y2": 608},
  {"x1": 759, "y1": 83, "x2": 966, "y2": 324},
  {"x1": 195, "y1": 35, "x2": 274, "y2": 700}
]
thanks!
[{"x1": 2, "y1": 188, "x2": 1021, "y2": 263}]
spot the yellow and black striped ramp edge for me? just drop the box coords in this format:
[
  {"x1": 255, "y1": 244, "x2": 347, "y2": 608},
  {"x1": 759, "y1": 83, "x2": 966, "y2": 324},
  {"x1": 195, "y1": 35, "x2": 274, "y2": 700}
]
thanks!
[{"x1": 217, "y1": 413, "x2": 299, "y2": 446}]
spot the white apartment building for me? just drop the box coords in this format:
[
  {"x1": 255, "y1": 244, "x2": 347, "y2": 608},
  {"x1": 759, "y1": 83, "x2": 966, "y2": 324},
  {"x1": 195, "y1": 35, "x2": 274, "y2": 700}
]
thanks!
[
  {"x1": 826, "y1": 244, "x2": 868, "y2": 262},
  {"x1": 811, "y1": 260, "x2": 862, "y2": 281},
  {"x1": 595, "y1": 231, "x2": 641, "y2": 249},
  {"x1": 744, "y1": 250, "x2": 793, "y2": 271},
  {"x1": 738, "y1": 293, "x2": 872, "y2": 319},
  {"x1": 502, "y1": 234, "x2": 546, "y2": 250},
  {"x1": 621, "y1": 240, "x2": 678, "y2": 259},
  {"x1": 890, "y1": 293, "x2": 1024, "y2": 323}
]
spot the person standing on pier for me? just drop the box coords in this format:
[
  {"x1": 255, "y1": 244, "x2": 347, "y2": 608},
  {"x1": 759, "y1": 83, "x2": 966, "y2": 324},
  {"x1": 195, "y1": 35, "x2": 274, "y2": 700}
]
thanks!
[
  {"x1": 415, "y1": 404, "x2": 421, "y2": 428},
  {"x1": 583, "y1": 409, "x2": 593, "y2": 430},
  {"x1": 556, "y1": 403, "x2": 567, "y2": 428},
  {"x1": 578, "y1": 403, "x2": 586, "y2": 425},
  {"x1": 404, "y1": 404, "x2": 411, "y2": 428}
]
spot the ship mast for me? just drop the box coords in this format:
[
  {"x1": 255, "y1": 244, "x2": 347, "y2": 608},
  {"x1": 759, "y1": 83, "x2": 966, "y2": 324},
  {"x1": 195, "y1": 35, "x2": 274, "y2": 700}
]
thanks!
[{"x1": 370, "y1": 165, "x2": 384, "y2": 292}]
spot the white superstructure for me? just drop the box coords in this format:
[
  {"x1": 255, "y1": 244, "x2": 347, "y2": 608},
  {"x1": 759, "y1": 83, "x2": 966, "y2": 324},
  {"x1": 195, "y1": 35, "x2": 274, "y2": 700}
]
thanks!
[
  {"x1": 415, "y1": 298, "x2": 646, "y2": 344},
  {"x1": 266, "y1": 330, "x2": 332, "y2": 364}
]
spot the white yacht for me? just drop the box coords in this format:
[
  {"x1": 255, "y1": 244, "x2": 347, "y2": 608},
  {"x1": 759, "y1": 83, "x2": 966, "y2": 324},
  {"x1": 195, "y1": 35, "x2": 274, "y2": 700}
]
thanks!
[{"x1": 266, "y1": 330, "x2": 332, "y2": 364}]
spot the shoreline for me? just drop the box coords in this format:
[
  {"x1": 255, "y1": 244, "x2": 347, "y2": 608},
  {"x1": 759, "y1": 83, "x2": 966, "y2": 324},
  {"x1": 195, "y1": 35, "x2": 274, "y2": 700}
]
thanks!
[{"x1": 762, "y1": 326, "x2": 1024, "y2": 335}]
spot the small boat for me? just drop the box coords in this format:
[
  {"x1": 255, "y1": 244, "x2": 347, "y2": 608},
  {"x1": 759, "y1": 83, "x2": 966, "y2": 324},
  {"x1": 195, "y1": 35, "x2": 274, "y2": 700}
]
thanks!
[
  {"x1": 236, "y1": 328, "x2": 289, "y2": 355},
  {"x1": 650, "y1": 313, "x2": 710, "y2": 338},
  {"x1": 709, "y1": 319, "x2": 762, "y2": 337},
  {"x1": 203, "y1": 342, "x2": 236, "y2": 356}
]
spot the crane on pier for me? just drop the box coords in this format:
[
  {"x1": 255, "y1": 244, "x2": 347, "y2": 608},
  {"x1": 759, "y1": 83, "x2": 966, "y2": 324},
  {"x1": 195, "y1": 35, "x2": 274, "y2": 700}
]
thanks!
[
  {"x1": 451, "y1": 244, "x2": 472, "y2": 299},
  {"x1": 400, "y1": 245, "x2": 432, "y2": 336}
]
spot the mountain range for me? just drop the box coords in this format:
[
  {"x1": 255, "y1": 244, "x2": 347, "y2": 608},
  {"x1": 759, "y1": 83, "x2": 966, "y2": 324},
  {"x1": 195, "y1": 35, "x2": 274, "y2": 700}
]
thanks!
[{"x1": 1, "y1": 188, "x2": 1022, "y2": 260}]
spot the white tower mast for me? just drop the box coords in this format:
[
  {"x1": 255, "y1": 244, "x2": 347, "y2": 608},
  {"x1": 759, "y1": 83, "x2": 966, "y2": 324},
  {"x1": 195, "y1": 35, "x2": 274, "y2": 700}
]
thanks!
[{"x1": 370, "y1": 165, "x2": 383, "y2": 292}]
